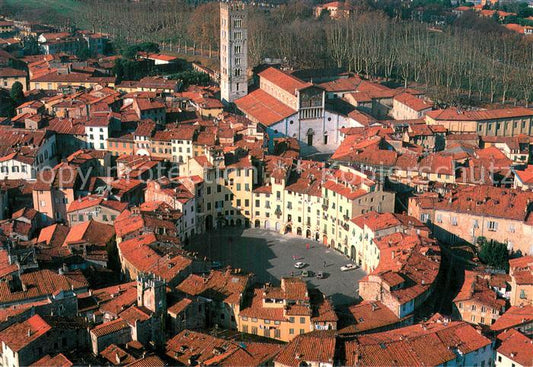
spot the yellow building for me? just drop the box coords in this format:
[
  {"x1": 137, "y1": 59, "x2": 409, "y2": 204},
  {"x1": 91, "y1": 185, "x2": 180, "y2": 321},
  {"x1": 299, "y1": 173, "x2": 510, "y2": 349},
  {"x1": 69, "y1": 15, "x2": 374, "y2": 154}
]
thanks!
[
  {"x1": 509, "y1": 256, "x2": 533, "y2": 306},
  {"x1": 29, "y1": 73, "x2": 116, "y2": 90},
  {"x1": 0, "y1": 68, "x2": 27, "y2": 91},
  {"x1": 321, "y1": 165, "x2": 395, "y2": 257},
  {"x1": 237, "y1": 278, "x2": 337, "y2": 342}
]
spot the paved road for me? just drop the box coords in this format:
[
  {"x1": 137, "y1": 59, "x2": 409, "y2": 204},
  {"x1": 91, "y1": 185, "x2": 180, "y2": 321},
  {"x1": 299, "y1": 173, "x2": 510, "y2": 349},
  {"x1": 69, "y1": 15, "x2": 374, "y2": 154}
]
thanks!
[{"x1": 189, "y1": 227, "x2": 365, "y2": 305}]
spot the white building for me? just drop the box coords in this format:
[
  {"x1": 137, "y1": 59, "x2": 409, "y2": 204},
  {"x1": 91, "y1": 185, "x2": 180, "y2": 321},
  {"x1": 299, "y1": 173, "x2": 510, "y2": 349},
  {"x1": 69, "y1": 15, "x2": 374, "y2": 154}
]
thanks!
[
  {"x1": 235, "y1": 67, "x2": 357, "y2": 155},
  {"x1": 220, "y1": 1, "x2": 248, "y2": 104}
]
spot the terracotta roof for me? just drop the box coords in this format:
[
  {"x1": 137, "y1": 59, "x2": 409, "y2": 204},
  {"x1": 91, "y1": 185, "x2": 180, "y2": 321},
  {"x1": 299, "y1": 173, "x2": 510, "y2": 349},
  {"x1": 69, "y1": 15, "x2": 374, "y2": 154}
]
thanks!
[
  {"x1": 491, "y1": 305, "x2": 533, "y2": 332},
  {"x1": 118, "y1": 233, "x2": 192, "y2": 282},
  {"x1": 415, "y1": 186, "x2": 533, "y2": 222},
  {"x1": 339, "y1": 301, "x2": 401, "y2": 334},
  {"x1": 63, "y1": 220, "x2": 115, "y2": 246},
  {"x1": 31, "y1": 353, "x2": 73, "y2": 367},
  {"x1": 426, "y1": 107, "x2": 533, "y2": 122},
  {"x1": 100, "y1": 344, "x2": 136, "y2": 365},
  {"x1": 274, "y1": 331, "x2": 337, "y2": 367},
  {"x1": 258, "y1": 67, "x2": 312, "y2": 95},
  {"x1": 166, "y1": 329, "x2": 281, "y2": 367},
  {"x1": 177, "y1": 269, "x2": 250, "y2": 305},
  {"x1": 453, "y1": 270, "x2": 506, "y2": 311},
  {"x1": 235, "y1": 89, "x2": 296, "y2": 127},
  {"x1": 514, "y1": 165, "x2": 533, "y2": 185},
  {"x1": 126, "y1": 356, "x2": 166, "y2": 367},
  {"x1": 0, "y1": 314, "x2": 51, "y2": 352},
  {"x1": 0, "y1": 249, "x2": 18, "y2": 278},
  {"x1": 496, "y1": 329, "x2": 533, "y2": 366},
  {"x1": 318, "y1": 76, "x2": 361, "y2": 92},
  {"x1": 345, "y1": 314, "x2": 491, "y2": 366},
  {"x1": 167, "y1": 298, "x2": 193, "y2": 316},
  {"x1": 90, "y1": 318, "x2": 130, "y2": 337},
  {"x1": 0, "y1": 67, "x2": 27, "y2": 78},
  {"x1": 394, "y1": 93, "x2": 432, "y2": 111},
  {"x1": 0, "y1": 269, "x2": 88, "y2": 306}
]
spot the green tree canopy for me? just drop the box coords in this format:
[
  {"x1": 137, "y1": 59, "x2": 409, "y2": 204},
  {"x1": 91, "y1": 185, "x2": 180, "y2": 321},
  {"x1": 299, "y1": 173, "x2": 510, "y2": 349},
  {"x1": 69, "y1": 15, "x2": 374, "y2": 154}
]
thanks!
[
  {"x1": 10, "y1": 82, "x2": 24, "y2": 104},
  {"x1": 477, "y1": 237, "x2": 510, "y2": 271}
]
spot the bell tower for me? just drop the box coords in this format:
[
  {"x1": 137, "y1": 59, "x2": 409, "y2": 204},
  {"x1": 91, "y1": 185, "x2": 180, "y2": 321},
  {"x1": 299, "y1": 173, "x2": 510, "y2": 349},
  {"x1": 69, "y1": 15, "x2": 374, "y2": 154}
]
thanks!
[{"x1": 220, "y1": 1, "x2": 248, "y2": 104}]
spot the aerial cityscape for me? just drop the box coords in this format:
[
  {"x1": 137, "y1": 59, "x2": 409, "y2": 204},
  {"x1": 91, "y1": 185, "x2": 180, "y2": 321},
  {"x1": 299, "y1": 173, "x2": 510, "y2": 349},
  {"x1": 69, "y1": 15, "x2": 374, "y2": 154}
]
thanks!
[{"x1": 0, "y1": 0, "x2": 531, "y2": 366}]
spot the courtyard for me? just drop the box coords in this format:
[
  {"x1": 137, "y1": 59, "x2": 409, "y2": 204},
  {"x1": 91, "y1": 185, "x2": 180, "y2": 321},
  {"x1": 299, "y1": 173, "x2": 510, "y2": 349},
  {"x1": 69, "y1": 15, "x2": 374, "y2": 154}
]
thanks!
[{"x1": 189, "y1": 227, "x2": 365, "y2": 305}]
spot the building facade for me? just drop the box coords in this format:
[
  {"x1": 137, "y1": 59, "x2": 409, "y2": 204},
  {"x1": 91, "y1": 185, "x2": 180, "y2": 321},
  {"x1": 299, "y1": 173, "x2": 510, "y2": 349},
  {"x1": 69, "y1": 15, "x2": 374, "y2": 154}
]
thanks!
[{"x1": 220, "y1": 1, "x2": 248, "y2": 104}]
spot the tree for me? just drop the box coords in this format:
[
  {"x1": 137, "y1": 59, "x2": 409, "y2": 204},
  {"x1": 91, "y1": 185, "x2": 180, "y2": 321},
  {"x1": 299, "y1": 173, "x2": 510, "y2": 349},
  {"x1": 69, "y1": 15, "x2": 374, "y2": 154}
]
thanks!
[
  {"x1": 10, "y1": 82, "x2": 24, "y2": 105},
  {"x1": 168, "y1": 70, "x2": 210, "y2": 87},
  {"x1": 21, "y1": 36, "x2": 40, "y2": 55},
  {"x1": 477, "y1": 237, "x2": 509, "y2": 271},
  {"x1": 76, "y1": 45, "x2": 91, "y2": 61}
]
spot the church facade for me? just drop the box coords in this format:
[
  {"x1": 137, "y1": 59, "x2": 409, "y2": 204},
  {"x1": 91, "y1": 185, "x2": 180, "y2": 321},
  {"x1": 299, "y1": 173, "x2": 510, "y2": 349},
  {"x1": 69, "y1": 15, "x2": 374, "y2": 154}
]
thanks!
[{"x1": 235, "y1": 67, "x2": 361, "y2": 155}]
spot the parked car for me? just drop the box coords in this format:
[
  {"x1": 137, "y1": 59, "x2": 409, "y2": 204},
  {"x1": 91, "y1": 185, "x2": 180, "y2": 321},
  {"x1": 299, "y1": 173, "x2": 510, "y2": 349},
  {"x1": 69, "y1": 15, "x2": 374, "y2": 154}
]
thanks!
[
  {"x1": 316, "y1": 271, "x2": 325, "y2": 279},
  {"x1": 294, "y1": 262, "x2": 306, "y2": 269},
  {"x1": 301, "y1": 270, "x2": 309, "y2": 277},
  {"x1": 340, "y1": 264, "x2": 357, "y2": 271}
]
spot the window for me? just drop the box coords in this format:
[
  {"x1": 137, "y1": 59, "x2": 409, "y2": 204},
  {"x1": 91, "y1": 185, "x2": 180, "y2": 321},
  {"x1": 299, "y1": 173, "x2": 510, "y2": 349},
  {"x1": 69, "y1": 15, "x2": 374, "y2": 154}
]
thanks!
[
  {"x1": 471, "y1": 315, "x2": 476, "y2": 322},
  {"x1": 242, "y1": 325, "x2": 248, "y2": 333},
  {"x1": 451, "y1": 216, "x2": 458, "y2": 226},
  {"x1": 289, "y1": 328, "x2": 294, "y2": 334},
  {"x1": 488, "y1": 221, "x2": 498, "y2": 231},
  {"x1": 274, "y1": 329, "x2": 280, "y2": 338},
  {"x1": 299, "y1": 329, "x2": 305, "y2": 334},
  {"x1": 300, "y1": 317, "x2": 305, "y2": 324}
]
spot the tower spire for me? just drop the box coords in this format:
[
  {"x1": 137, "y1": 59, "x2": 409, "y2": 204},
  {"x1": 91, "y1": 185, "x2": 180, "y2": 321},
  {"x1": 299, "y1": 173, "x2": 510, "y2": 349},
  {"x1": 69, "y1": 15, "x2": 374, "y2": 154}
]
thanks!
[{"x1": 220, "y1": 1, "x2": 248, "y2": 105}]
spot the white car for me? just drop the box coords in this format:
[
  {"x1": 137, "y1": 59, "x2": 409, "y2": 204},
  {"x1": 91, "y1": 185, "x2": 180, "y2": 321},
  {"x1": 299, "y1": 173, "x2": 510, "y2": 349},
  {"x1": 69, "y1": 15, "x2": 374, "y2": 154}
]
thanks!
[
  {"x1": 294, "y1": 262, "x2": 306, "y2": 269},
  {"x1": 340, "y1": 263, "x2": 357, "y2": 271}
]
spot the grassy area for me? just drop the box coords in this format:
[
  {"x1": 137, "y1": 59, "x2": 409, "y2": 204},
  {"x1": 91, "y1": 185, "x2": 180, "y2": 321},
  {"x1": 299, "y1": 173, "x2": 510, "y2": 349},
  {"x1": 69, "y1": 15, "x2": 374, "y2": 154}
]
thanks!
[
  {"x1": 3, "y1": 0, "x2": 84, "y2": 23},
  {"x1": 6, "y1": 0, "x2": 82, "y2": 14}
]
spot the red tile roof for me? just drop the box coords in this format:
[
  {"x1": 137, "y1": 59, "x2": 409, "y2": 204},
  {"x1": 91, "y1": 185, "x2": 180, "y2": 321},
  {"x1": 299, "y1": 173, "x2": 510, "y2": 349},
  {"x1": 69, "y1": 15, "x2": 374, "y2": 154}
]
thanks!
[
  {"x1": 453, "y1": 270, "x2": 506, "y2": 311},
  {"x1": 259, "y1": 67, "x2": 312, "y2": 95},
  {"x1": 166, "y1": 329, "x2": 281, "y2": 367},
  {"x1": 338, "y1": 301, "x2": 401, "y2": 334},
  {"x1": 118, "y1": 233, "x2": 192, "y2": 282},
  {"x1": 415, "y1": 185, "x2": 533, "y2": 222},
  {"x1": 63, "y1": 220, "x2": 115, "y2": 246},
  {"x1": 491, "y1": 305, "x2": 533, "y2": 332},
  {"x1": 235, "y1": 89, "x2": 296, "y2": 127},
  {"x1": 0, "y1": 67, "x2": 27, "y2": 78},
  {"x1": 31, "y1": 353, "x2": 73, "y2": 367},
  {"x1": 496, "y1": 329, "x2": 533, "y2": 366},
  {"x1": 0, "y1": 269, "x2": 88, "y2": 306},
  {"x1": 0, "y1": 315, "x2": 52, "y2": 352},
  {"x1": 426, "y1": 107, "x2": 533, "y2": 122},
  {"x1": 90, "y1": 318, "x2": 130, "y2": 337},
  {"x1": 346, "y1": 314, "x2": 491, "y2": 366},
  {"x1": 394, "y1": 93, "x2": 432, "y2": 111},
  {"x1": 177, "y1": 269, "x2": 250, "y2": 305},
  {"x1": 274, "y1": 331, "x2": 337, "y2": 367}
]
